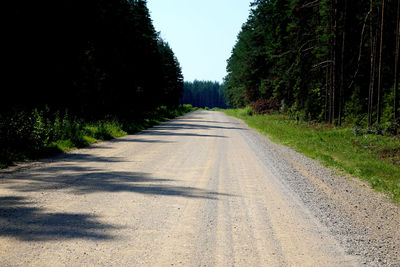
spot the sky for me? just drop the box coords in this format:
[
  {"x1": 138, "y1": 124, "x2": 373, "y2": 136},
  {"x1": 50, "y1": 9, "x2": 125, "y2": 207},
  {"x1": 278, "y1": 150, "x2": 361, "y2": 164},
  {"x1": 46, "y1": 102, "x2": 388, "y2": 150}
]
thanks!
[{"x1": 147, "y1": 0, "x2": 253, "y2": 83}]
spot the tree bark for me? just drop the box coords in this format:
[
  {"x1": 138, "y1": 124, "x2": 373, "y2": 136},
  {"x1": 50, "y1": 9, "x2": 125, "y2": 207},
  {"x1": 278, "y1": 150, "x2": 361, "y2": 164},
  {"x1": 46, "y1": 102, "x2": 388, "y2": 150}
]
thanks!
[
  {"x1": 329, "y1": 0, "x2": 337, "y2": 124},
  {"x1": 339, "y1": 0, "x2": 347, "y2": 126},
  {"x1": 377, "y1": 0, "x2": 385, "y2": 124},
  {"x1": 368, "y1": 1, "x2": 375, "y2": 127},
  {"x1": 394, "y1": 0, "x2": 400, "y2": 121},
  {"x1": 369, "y1": 33, "x2": 377, "y2": 127},
  {"x1": 325, "y1": 66, "x2": 330, "y2": 122}
]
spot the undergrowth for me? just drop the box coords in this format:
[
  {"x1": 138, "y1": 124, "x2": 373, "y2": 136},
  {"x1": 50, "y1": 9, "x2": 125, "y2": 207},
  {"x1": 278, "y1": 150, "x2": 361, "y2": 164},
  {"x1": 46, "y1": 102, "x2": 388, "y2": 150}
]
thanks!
[{"x1": 0, "y1": 105, "x2": 193, "y2": 168}]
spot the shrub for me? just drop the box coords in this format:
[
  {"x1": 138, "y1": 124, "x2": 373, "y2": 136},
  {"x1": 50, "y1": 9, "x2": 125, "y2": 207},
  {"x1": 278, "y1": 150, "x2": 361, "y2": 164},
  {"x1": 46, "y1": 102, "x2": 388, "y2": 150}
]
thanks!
[
  {"x1": 238, "y1": 106, "x2": 253, "y2": 117},
  {"x1": 352, "y1": 125, "x2": 365, "y2": 136},
  {"x1": 85, "y1": 121, "x2": 126, "y2": 140},
  {"x1": 385, "y1": 120, "x2": 399, "y2": 136},
  {"x1": 250, "y1": 99, "x2": 281, "y2": 115},
  {"x1": 1, "y1": 105, "x2": 193, "y2": 167},
  {"x1": 375, "y1": 124, "x2": 384, "y2": 136}
]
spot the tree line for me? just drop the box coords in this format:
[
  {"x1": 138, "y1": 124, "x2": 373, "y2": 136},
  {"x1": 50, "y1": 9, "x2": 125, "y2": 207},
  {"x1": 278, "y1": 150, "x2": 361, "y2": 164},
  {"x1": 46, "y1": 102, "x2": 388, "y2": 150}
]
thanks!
[
  {"x1": 224, "y1": 0, "x2": 400, "y2": 127},
  {"x1": 180, "y1": 81, "x2": 228, "y2": 108},
  {"x1": 3, "y1": 0, "x2": 183, "y2": 120},
  {"x1": 1, "y1": 0, "x2": 184, "y2": 165}
]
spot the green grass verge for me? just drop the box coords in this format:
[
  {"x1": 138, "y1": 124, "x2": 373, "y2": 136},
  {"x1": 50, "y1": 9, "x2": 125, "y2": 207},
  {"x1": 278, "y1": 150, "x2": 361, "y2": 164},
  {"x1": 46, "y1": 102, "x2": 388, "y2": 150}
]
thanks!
[
  {"x1": 47, "y1": 121, "x2": 128, "y2": 153},
  {"x1": 1, "y1": 105, "x2": 194, "y2": 168},
  {"x1": 44, "y1": 105, "x2": 194, "y2": 153},
  {"x1": 223, "y1": 108, "x2": 400, "y2": 203}
]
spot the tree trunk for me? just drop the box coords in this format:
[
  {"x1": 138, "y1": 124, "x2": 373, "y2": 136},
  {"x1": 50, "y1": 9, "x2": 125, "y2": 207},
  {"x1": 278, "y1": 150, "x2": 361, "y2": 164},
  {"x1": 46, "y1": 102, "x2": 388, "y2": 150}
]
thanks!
[
  {"x1": 368, "y1": 1, "x2": 375, "y2": 127},
  {"x1": 339, "y1": 0, "x2": 347, "y2": 126},
  {"x1": 369, "y1": 33, "x2": 377, "y2": 127},
  {"x1": 329, "y1": 0, "x2": 337, "y2": 124},
  {"x1": 377, "y1": 0, "x2": 385, "y2": 124},
  {"x1": 328, "y1": 0, "x2": 333, "y2": 124},
  {"x1": 394, "y1": 0, "x2": 400, "y2": 121},
  {"x1": 325, "y1": 66, "x2": 329, "y2": 123}
]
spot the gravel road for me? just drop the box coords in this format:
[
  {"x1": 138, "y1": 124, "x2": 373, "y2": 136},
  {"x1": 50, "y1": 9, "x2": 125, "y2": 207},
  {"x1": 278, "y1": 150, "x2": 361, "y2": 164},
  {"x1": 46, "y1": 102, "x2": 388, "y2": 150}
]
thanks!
[{"x1": 0, "y1": 110, "x2": 399, "y2": 266}]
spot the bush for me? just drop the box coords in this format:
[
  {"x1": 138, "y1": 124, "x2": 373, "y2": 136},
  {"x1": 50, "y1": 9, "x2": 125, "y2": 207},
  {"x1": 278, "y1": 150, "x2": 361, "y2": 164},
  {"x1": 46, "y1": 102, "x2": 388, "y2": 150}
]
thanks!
[
  {"x1": 85, "y1": 121, "x2": 126, "y2": 140},
  {"x1": 238, "y1": 106, "x2": 253, "y2": 117},
  {"x1": 0, "y1": 105, "x2": 193, "y2": 168},
  {"x1": 375, "y1": 124, "x2": 384, "y2": 136},
  {"x1": 0, "y1": 110, "x2": 88, "y2": 164},
  {"x1": 352, "y1": 125, "x2": 366, "y2": 136},
  {"x1": 250, "y1": 99, "x2": 281, "y2": 115},
  {"x1": 0, "y1": 109, "x2": 53, "y2": 163},
  {"x1": 385, "y1": 120, "x2": 399, "y2": 136}
]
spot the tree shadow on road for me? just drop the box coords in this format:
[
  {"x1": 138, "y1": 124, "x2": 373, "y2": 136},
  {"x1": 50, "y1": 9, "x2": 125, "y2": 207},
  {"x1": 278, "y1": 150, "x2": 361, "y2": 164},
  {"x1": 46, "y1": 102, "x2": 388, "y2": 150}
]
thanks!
[
  {"x1": 173, "y1": 119, "x2": 237, "y2": 125},
  {"x1": 0, "y1": 110, "x2": 239, "y2": 242},
  {"x1": 3, "y1": 166, "x2": 233, "y2": 200},
  {"x1": 110, "y1": 138, "x2": 173, "y2": 144},
  {"x1": 141, "y1": 130, "x2": 228, "y2": 138},
  {"x1": 0, "y1": 196, "x2": 116, "y2": 241},
  {"x1": 0, "y1": 167, "x2": 234, "y2": 242},
  {"x1": 147, "y1": 122, "x2": 245, "y2": 131}
]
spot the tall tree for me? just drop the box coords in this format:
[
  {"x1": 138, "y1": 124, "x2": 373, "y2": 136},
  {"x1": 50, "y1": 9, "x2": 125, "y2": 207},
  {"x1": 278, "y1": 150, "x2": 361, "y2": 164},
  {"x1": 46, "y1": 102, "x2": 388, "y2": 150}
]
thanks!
[
  {"x1": 3, "y1": 0, "x2": 183, "y2": 120},
  {"x1": 338, "y1": 0, "x2": 347, "y2": 126},
  {"x1": 224, "y1": 0, "x2": 399, "y2": 127},
  {"x1": 181, "y1": 81, "x2": 227, "y2": 109},
  {"x1": 158, "y1": 38, "x2": 184, "y2": 107},
  {"x1": 368, "y1": 1, "x2": 377, "y2": 127},
  {"x1": 377, "y1": 0, "x2": 385, "y2": 124},
  {"x1": 394, "y1": 0, "x2": 400, "y2": 120}
]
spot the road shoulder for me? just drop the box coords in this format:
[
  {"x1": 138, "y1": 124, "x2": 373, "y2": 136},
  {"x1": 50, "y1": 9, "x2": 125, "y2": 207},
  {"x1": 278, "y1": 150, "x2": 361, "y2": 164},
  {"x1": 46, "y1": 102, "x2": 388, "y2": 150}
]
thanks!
[{"x1": 224, "y1": 112, "x2": 400, "y2": 265}]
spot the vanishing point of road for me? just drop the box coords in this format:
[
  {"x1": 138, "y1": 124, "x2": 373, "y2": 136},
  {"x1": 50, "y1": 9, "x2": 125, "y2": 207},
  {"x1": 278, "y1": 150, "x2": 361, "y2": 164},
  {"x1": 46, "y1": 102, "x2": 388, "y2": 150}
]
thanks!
[{"x1": 0, "y1": 111, "x2": 399, "y2": 266}]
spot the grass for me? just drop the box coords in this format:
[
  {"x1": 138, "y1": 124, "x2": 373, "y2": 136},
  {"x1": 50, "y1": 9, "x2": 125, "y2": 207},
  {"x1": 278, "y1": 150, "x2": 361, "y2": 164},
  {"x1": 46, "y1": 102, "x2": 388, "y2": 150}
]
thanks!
[
  {"x1": 44, "y1": 105, "x2": 195, "y2": 154},
  {"x1": 223, "y1": 108, "x2": 400, "y2": 202},
  {"x1": 0, "y1": 105, "x2": 194, "y2": 168},
  {"x1": 47, "y1": 120, "x2": 127, "y2": 153}
]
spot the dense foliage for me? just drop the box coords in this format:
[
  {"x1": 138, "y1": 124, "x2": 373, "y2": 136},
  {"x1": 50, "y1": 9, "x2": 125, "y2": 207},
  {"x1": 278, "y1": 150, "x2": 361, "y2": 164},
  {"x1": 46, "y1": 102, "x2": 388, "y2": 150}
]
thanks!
[
  {"x1": 4, "y1": 0, "x2": 183, "y2": 119},
  {"x1": 224, "y1": 0, "x2": 400, "y2": 127},
  {"x1": 180, "y1": 81, "x2": 228, "y2": 108},
  {"x1": 0, "y1": 105, "x2": 193, "y2": 168},
  {"x1": 1, "y1": 0, "x2": 185, "y2": 166},
  {"x1": 250, "y1": 99, "x2": 281, "y2": 114}
]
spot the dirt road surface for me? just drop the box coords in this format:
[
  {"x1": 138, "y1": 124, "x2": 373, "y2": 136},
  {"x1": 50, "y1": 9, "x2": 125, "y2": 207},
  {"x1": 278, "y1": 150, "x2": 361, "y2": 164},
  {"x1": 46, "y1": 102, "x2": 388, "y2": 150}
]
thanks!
[{"x1": 0, "y1": 110, "x2": 399, "y2": 266}]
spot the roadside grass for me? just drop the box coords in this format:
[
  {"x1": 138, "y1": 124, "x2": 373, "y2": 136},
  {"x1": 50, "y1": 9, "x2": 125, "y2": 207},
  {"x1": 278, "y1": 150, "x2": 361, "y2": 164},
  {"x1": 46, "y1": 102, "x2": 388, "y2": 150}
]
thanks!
[
  {"x1": 0, "y1": 105, "x2": 194, "y2": 168},
  {"x1": 223, "y1": 108, "x2": 400, "y2": 203},
  {"x1": 47, "y1": 120, "x2": 127, "y2": 153}
]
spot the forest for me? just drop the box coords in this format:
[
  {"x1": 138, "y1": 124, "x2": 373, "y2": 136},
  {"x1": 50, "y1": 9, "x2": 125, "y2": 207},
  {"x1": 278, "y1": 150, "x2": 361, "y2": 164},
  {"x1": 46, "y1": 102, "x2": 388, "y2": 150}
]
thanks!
[
  {"x1": 1, "y1": 0, "x2": 184, "y2": 165},
  {"x1": 224, "y1": 0, "x2": 400, "y2": 129},
  {"x1": 180, "y1": 81, "x2": 228, "y2": 109}
]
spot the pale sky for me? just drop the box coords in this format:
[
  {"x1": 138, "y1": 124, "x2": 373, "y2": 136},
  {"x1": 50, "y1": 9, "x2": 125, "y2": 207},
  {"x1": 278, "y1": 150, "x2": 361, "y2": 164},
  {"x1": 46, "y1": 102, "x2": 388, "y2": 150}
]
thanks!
[{"x1": 147, "y1": 0, "x2": 253, "y2": 83}]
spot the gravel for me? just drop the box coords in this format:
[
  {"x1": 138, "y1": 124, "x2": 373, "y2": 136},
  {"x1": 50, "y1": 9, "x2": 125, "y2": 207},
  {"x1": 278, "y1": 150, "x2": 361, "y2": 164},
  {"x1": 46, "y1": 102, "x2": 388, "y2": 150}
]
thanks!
[{"x1": 235, "y1": 115, "x2": 400, "y2": 266}]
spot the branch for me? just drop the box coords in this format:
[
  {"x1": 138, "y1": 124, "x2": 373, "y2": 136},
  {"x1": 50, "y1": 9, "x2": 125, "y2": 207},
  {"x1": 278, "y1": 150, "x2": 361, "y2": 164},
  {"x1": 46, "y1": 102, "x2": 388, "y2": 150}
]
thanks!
[
  {"x1": 286, "y1": 61, "x2": 297, "y2": 74},
  {"x1": 312, "y1": 60, "x2": 334, "y2": 70},
  {"x1": 270, "y1": 50, "x2": 293, "y2": 59},
  {"x1": 296, "y1": 0, "x2": 320, "y2": 11},
  {"x1": 347, "y1": 10, "x2": 372, "y2": 90},
  {"x1": 302, "y1": 46, "x2": 317, "y2": 53},
  {"x1": 298, "y1": 39, "x2": 317, "y2": 53}
]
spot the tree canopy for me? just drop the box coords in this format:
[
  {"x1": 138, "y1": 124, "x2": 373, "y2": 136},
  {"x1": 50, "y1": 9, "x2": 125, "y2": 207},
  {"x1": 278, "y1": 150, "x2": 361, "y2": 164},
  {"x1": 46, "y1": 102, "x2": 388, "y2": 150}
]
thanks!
[
  {"x1": 224, "y1": 0, "x2": 400, "y2": 126},
  {"x1": 4, "y1": 0, "x2": 183, "y2": 120}
]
